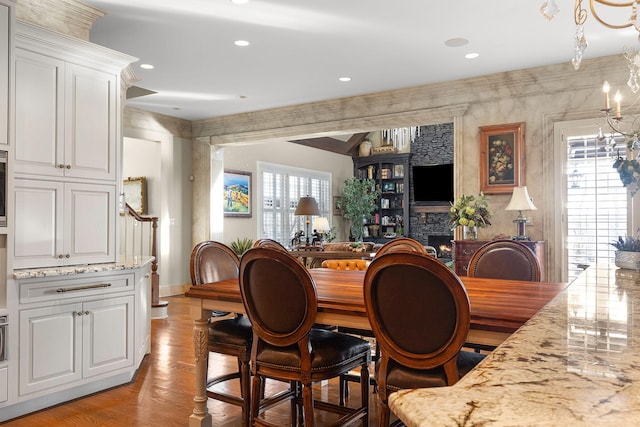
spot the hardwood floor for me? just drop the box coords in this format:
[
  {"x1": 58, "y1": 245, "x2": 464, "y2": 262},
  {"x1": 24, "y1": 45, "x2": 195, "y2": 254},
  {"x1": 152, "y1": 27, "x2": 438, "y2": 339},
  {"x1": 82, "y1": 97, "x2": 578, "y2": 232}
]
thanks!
[{"x1": 3, "y1": 295, "x2": 389, "y2": 426}]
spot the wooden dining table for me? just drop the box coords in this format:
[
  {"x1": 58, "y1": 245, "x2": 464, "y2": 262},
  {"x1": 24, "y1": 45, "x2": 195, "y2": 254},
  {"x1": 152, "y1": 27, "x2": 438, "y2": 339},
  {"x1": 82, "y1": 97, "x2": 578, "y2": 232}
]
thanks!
[{"x1": 185, "y1": 268, "x2": 569, "y2": 427}]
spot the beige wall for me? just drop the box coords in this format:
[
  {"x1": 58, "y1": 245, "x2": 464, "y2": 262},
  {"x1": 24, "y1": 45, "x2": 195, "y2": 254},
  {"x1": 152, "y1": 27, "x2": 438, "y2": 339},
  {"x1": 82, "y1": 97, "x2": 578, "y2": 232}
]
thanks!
[
  {"x1": 190, "y1": 54, "x2": 631, "y2": 282},
  {"x1": 220, "y1": 140, "x2": 354, "y2": 245}
]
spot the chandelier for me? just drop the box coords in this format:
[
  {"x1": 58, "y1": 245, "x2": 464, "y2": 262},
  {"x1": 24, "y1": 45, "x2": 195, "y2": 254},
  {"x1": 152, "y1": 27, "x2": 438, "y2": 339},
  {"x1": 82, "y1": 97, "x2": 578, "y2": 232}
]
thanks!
[
  {"x1": 540, "y1": 1, "x2": 640, "y2": 92},
  {"x1": 598, "y1": 79, "x2": 640, "y2": 195},
  {"x1": 381, "y1": 127, "x2": 421, "y2": 151}
]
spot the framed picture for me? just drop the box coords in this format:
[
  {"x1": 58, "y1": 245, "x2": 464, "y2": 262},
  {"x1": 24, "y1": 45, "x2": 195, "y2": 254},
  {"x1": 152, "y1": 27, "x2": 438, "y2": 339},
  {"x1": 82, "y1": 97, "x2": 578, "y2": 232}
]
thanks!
[
  {"x1": 224, "y1": 170, "x2": 252, "y2": 217},
  {"x1": 333, "y1": 196, "x2": 343, "y2": 216},
  {"x1": 393, "y1": 164, "x2": 404, "y2": 178},
  {"x1": 123, "y1": 176, "x2": 147, "y2": 215},
  {"x1": 382, "y1": 182, "x2": 396, "y2": 192},
  {"x1": 479, "y1": 122, "x2": 525, "y2": 194}
]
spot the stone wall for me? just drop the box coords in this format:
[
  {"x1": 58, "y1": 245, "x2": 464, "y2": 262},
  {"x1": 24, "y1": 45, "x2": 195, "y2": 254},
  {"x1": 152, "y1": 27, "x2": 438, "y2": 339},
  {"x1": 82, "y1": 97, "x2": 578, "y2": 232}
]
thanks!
[{"x1": 408, "y1": 123, "x2": 454, "y2": 253}]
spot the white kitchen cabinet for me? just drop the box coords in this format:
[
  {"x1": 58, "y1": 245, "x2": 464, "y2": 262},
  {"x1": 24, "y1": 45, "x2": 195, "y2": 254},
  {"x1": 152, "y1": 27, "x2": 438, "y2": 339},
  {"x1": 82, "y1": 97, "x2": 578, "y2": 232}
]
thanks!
[
  {"x1": 19, "y1": 294, "x2": 133, "y2": 395},
  {"x1": 13, "y1": 179, "x2": 116, "y2": 269},
  {"x1": 0, "y1": 3, "x2": 8, "y2": 146},
  {"x1": 14, "y1": 48, "x2": 116, "y2": 180}
]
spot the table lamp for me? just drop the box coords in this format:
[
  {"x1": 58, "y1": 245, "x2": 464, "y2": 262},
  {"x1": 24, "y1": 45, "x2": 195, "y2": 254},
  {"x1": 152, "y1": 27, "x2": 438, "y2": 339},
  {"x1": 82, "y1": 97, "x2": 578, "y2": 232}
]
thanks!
[
  {"x1": 505, "y1": 186, "x2": 537, "y2": 241},
  {"x1": 295, "y1": 196, "x2": 320, "y2": 246},
  {"x1": 312, "y1": 216, "x2": 330, "y2": 244}
]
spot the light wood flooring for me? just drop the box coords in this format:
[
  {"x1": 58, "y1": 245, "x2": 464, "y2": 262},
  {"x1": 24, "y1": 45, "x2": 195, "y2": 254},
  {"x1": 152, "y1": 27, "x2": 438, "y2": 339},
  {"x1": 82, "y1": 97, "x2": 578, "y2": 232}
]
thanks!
[{"x1": 3, "y1": 295, "x2": 391, "y2": 426}]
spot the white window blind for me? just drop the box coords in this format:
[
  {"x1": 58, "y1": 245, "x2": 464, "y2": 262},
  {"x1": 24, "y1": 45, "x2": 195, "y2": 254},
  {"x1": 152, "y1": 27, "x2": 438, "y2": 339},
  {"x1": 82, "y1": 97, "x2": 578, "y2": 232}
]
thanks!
[
  {"x1": 566, "y1": 134, "x2": 627, "y2": 281},
  {"x1": 258, "y1": 162, "x2": 330, "y2": 246}
]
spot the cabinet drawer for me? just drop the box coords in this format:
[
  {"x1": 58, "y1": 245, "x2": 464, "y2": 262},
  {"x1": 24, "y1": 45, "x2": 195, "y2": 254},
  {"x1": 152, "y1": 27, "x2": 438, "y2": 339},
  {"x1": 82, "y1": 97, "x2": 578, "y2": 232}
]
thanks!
[{"x1": 19, "y1": 274, "x2": 132, "y2": 304}]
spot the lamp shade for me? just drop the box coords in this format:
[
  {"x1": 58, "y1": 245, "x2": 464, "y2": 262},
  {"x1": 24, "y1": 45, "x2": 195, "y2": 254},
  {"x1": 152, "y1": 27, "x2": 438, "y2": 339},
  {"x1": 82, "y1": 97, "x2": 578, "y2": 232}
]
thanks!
[
  {"x1": 505, "y1": 186, "x2": 537, "y2": 211},
  {"x1": 313, "y1": 216, "x2": 330, "y2": 231},
  {"x1": 294, "y1": 196, "x2": 320, "y2": 216}
]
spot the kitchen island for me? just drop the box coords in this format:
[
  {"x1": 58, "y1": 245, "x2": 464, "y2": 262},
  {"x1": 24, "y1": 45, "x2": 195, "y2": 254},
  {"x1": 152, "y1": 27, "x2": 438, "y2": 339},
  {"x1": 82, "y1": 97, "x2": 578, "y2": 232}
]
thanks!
[{"x1": 389, "y1": 265, "x2": 640, "y2": 426}]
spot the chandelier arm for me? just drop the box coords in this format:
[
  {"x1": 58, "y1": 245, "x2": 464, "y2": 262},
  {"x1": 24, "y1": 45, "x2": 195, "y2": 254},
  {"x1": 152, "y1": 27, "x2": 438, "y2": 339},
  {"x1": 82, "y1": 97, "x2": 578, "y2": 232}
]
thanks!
[
  {"x1": 590, "y1": 0, "x2": 636, "y2": 30},
  {"x1": 575, "y1": 0, "x2": 588, "y2": 25},
  {"x1": 605, "y1": 114, "x2": 635, "y2": 138}
]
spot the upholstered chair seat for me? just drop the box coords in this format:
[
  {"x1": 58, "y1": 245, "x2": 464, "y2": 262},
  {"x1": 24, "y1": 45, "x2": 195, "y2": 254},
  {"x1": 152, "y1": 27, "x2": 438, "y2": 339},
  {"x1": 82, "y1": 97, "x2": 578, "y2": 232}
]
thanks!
[{"x1": 321, "y1": 259, "x2": 370, "y2": 270}]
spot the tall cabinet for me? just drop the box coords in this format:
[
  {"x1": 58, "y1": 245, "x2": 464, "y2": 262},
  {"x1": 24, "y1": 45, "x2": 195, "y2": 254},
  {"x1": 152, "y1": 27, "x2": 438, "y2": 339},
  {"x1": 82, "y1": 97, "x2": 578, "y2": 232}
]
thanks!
[
  {"x1": 11, "y1": 22, "x2": 130, "y2": 269},
  {"x1": 0, "y1": 17, "x2": 149, "y2": 422},
  {"x1": 353, "y1": 153, "x2": 410, "y2": 242}
]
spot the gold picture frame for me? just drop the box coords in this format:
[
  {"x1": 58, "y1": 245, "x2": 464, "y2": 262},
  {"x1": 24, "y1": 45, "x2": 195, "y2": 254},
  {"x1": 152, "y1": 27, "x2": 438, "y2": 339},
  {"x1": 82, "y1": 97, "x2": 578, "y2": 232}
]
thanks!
[
  {"x1": 123, "y1": 176, "x2": 147, "y2": 214},
  {"x1": 479, "y1": 122, "x2": 525, "y2": 194}
]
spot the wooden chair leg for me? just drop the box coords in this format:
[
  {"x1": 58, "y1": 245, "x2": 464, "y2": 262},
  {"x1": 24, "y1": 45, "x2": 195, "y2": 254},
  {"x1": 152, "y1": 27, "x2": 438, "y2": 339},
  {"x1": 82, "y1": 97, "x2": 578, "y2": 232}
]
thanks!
[
  {"x1": 360, "y1": 363, "x2": 369, "y2": 425},
  {"x1": 302, "y1": 381, "x2": 314, "y2": 427},
  {"x1": 250, "y1": 375, "x2": 262, "y2": 424},
  {"x1": 239, "y1": 359, "x2": 251, "y2": 427}
]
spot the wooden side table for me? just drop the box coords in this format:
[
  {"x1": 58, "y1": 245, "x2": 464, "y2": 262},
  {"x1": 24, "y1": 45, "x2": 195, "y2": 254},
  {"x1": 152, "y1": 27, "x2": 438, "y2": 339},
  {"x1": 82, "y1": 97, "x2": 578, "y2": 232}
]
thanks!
[{"x1": 453, "y1": 240, "x2": 546, "y2": 280}]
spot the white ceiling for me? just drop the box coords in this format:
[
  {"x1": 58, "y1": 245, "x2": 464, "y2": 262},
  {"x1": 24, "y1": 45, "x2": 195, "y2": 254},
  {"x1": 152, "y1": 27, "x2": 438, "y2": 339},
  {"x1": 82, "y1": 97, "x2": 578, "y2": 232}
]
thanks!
[{"x1": 85, "y1": 0, "x2": 640, "y2": 121}]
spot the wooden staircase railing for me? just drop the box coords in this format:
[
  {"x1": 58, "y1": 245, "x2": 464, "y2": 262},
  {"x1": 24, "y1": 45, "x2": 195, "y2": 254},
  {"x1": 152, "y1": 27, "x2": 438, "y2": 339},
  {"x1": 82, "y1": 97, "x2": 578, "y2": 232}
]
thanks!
[{"x1": 123, "y1": 203, "x2": 164, "y2": 309}]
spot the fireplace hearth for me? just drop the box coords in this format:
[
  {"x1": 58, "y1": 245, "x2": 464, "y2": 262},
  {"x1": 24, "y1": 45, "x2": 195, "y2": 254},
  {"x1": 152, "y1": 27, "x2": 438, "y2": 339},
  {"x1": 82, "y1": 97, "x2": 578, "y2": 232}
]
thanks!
[{"x1": 428, "y1": 235, "x2": 453, "y2": 259}]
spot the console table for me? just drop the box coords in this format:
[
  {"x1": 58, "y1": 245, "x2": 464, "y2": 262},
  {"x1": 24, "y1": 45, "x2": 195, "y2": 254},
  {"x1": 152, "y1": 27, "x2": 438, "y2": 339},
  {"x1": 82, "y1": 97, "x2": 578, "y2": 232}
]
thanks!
[{"x1": 453, "y1": 240, "x2": 546, "y2": 280}]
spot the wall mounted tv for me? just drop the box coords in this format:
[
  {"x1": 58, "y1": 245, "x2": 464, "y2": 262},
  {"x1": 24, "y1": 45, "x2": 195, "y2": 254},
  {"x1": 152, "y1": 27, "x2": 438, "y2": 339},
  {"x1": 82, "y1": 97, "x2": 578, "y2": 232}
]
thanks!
[{"x1": 412, "y1": 163, "x2": 454, "y2": 205}]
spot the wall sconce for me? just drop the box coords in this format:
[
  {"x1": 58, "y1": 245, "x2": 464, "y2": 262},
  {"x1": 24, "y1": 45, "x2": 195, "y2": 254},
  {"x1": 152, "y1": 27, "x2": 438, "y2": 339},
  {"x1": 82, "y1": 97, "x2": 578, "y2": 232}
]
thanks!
[{"x1": 419, "y1": 213, "x2": 427, "y2": 224}]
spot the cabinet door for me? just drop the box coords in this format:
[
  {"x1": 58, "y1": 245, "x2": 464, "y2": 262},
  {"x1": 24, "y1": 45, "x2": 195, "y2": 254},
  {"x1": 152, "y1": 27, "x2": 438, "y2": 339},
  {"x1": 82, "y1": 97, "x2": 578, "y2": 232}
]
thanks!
[
  {"x1": 13, "y1": 179, "x2": 64, "y2": 269},
  {"x1": 0, "y1": 3, "x2": 8, "y2": 146},
  {"x1": 64, "y1": 64, "x2": 116, "y2": 181},
  {"x1": 14, "y1": 49, "x2": 65, "y2": 177},
  {"x1": 19, "y1": 303, "x2": 82, "y2": 395},
  {"x1": 83, "y1": 295, "x2": 134, "y2": 378},
  {"x1": 65, "y1": 182, "x2": 116, "y2": 265}
]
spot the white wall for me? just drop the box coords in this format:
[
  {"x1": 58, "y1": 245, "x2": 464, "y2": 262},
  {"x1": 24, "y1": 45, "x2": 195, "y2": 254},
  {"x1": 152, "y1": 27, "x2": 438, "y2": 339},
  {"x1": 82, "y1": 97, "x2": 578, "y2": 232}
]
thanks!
[
  {"x1": 122, "y1": 131, "x2": 193, "y2": 294},
  {"x1": 222, "y1": 141, "x2": 353, "y2": 245}
]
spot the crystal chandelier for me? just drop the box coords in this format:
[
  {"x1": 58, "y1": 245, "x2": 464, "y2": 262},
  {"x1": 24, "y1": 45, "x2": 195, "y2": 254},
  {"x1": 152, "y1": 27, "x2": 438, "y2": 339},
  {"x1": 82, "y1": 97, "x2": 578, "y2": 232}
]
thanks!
[
  {"x1": 381, "y1": 126, "x2": 421, "y2": 151},
  {"x1": 541, "y1": 1, "x2": 640, "y2": 92},
  {"x1": 598, "y1": 79, "x2": 640, "y2": 195}
]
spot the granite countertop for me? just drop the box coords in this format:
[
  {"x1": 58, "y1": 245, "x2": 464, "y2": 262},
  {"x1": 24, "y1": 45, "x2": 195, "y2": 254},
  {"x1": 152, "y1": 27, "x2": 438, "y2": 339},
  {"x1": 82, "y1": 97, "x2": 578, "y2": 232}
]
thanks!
[
  {"x1": 389, "y1": 265, "x2": 640, "y2": 426},
  {"x1": 13, "y1": 256, "x2": 154, "y2": 279}
]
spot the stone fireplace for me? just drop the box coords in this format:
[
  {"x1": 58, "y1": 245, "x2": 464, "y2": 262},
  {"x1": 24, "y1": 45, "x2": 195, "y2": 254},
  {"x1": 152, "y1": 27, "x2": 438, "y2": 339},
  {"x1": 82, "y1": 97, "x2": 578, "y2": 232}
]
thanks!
[{"x1": 428, "y1": 235, "x2": 454, "y2": 260}]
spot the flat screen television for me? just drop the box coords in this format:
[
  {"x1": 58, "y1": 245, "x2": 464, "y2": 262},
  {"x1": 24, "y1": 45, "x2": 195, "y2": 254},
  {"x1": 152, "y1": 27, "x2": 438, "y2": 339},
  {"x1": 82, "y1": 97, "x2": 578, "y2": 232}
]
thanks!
[{"x1": 412, "y1": 163, "x2": 454, "y2": 205}]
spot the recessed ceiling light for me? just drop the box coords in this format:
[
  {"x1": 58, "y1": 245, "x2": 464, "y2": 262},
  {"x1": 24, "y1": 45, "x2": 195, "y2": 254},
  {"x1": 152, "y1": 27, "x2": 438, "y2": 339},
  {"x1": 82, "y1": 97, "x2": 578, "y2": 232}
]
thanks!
[
  {"x1": 465, "y1": 53, "x2": 479, "y2": 59},
  {"x1": 339, "y1": 77, "x2": 351, "y2": 82},
  {"x1": 140, "y1": 63, "x2": 154, "y2": 69},
  {"x1": 230, "y1": 0, "x2": 249, "y2": 4},
  {"x1": 445, "y1": 38, "x2": 469, "y2": 48},
  {"x1": 234, "y1": 40, "x2": 250, "y2": 47}
]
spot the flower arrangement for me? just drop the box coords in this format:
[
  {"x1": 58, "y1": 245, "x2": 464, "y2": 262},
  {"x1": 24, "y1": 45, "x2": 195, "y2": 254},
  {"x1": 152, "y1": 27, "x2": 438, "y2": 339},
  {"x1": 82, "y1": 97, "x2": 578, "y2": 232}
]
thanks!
[
  {"x1": 488, "y1": 139, "x2": 514, "y2": 184},
  {"x1": 449, "y1": 193, "x2": 492, "y2": 230},
  {"x1": 611, "y1": 234, "x2": 640, "y2": 252},
  {"x1": 612, "y1": 156, "x2": 640, "y2": 196}
]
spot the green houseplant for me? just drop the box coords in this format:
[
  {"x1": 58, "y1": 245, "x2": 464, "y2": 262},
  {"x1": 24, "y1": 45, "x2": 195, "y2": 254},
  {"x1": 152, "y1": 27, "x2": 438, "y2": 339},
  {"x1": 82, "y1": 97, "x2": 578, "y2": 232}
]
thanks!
[
  {"x1": 342, "y1": 177, "x2": 380, "y2": 242},
  {"x1": 230, "y1": 237, "x2": 253, "y2": 256},
  {"x1": 611, "y1": 234, "x2": 640, "y2": 269}
]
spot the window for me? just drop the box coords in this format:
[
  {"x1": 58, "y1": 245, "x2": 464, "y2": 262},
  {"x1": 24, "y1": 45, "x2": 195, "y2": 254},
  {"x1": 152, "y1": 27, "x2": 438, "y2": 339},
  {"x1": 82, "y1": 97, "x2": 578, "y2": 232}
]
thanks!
[
  {"x1": 258, "y1": 162, "x2": 331, "y2": 246},
  {"x1": 565, "y1": 131, "x2": 627, "y2": 282}
]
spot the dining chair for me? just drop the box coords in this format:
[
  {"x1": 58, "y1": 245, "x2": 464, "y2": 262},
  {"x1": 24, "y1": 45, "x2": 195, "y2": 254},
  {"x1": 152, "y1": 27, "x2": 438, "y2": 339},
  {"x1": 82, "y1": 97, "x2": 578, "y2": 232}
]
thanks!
[
  {"x1": 239, "y1": 247, "x2": 371, "y2": 427},
  {"x1": 252, "y1": 238, "x2": 289, "y2": 252},
  {"x1": 190, "y1": 241, "x2": 252, "y2": 426},
  {"x1": 364, "y1": 251, "x2": 486, "y2": 427},
  {"x1": 467, "y1": 239, "x2": 542, "y2": 282},
  {"x1": 374, "y1": 237, "x2": 428, "y2": 257}
]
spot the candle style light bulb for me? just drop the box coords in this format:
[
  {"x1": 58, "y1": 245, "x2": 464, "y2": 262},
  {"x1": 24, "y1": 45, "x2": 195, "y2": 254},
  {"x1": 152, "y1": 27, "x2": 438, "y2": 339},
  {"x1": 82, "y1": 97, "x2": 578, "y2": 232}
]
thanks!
[
  {"x1": 603, "y1": 80, "x2": 611, "y2": 110},
  {"x1": 615, "y1": 90, "x2": 622, "y2": 118}
]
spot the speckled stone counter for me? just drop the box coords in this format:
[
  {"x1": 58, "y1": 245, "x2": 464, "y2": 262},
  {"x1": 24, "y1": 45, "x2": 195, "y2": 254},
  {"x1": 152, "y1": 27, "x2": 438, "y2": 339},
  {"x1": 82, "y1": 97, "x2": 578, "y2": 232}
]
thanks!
[
  {"x1": 13, "y1": 257, "x2": 154, "y2": 279},
  {"x1": 389, "y1": 265, "x2": 640, "y2": 426}
]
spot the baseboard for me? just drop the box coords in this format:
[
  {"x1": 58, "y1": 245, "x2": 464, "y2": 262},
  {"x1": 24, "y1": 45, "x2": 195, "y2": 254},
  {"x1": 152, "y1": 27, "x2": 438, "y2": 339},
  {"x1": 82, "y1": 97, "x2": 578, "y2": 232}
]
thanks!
[{"x1": 159, "y1": 282, "x2": 190, "y2": 297}]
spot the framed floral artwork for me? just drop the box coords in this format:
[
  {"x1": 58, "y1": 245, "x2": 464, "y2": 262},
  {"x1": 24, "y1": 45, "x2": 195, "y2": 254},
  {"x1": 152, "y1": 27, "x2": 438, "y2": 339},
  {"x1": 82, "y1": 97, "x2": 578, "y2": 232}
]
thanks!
[{"x1": 479, "y1": 122, "x2": 525, "y2": 194}]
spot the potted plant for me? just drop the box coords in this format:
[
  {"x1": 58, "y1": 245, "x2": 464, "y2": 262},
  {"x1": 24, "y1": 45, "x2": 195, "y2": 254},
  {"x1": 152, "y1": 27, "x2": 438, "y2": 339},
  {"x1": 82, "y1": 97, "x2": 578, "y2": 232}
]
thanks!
[
  {"x1": 342, "y1": 177, "x2": 381, "y2": 242},
  {"x1": 449, "y1": 193, "x2": 492, "y2": 240},
  {"x1": 611, "y1": 234, "x2": 640, "y2": 269},
  {"x1": 230, "y1": 237, "x2": 254, "y2": 256}
]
